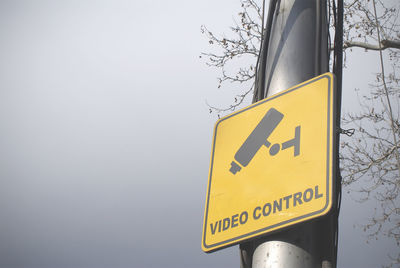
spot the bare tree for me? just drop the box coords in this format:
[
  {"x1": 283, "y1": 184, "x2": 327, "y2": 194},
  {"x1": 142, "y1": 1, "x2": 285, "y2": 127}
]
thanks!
[
  {"x1": 340, "y1": 1, "x2": 400, "y2": 266},
  {"x1": 201, "y1": 0, "x2": 400, "y2": 266},
  {"x1": 200, "y1": 0, "x2": 262, "y2": 114}
]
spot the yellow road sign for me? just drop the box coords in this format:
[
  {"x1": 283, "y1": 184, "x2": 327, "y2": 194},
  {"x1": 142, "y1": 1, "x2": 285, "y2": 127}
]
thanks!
[{"x1": 202, "y1": 73, "x2": 336, "y2": 252}]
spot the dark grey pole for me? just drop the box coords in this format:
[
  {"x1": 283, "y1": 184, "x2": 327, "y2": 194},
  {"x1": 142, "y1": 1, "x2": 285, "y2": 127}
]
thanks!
[
  {"x1": 263, "y1": 0, "x2": 329, "y2": 96},
  {"x1": 240, "y1": 0, "x2": 335, "y2": 267}
]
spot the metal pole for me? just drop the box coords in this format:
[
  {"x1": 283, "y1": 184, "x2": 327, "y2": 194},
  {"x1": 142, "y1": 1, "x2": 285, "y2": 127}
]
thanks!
[{"x1": 240, "y1": 0, "x2": 334, "y2": 267}]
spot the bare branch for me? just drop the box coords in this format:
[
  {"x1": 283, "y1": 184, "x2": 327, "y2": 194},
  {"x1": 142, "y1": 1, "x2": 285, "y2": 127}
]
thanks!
[{"x1": 344, "y1": 39, "x2": 400, "y2": 50}]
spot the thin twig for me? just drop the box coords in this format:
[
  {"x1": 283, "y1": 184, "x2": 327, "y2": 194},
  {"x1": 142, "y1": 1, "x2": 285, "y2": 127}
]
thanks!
[{"x1": 372, "y1": 0, "x2": 400, "y2": 180}]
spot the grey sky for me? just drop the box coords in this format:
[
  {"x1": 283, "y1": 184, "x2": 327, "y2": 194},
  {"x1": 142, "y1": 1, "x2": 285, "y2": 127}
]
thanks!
[{"x1": 0, "y1": 0, "x2": 397, "y2": 267}]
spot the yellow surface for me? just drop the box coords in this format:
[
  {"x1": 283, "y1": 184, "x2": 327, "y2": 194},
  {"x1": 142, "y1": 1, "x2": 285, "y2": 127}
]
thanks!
[{"x1": 202, "y1": 73, "x2": 335, "y2": 252}]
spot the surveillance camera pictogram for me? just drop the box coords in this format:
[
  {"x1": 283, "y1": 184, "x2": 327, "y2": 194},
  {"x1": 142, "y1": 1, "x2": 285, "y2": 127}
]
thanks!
[{"x1": 229, "y1": 108, "x2": 301, "y2": 175}]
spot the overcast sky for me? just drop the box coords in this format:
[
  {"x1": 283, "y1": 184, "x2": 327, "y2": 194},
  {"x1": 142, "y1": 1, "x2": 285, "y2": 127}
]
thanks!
[{"x1": 0, "y1": 0, "x2": 397, "y2": 267}]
